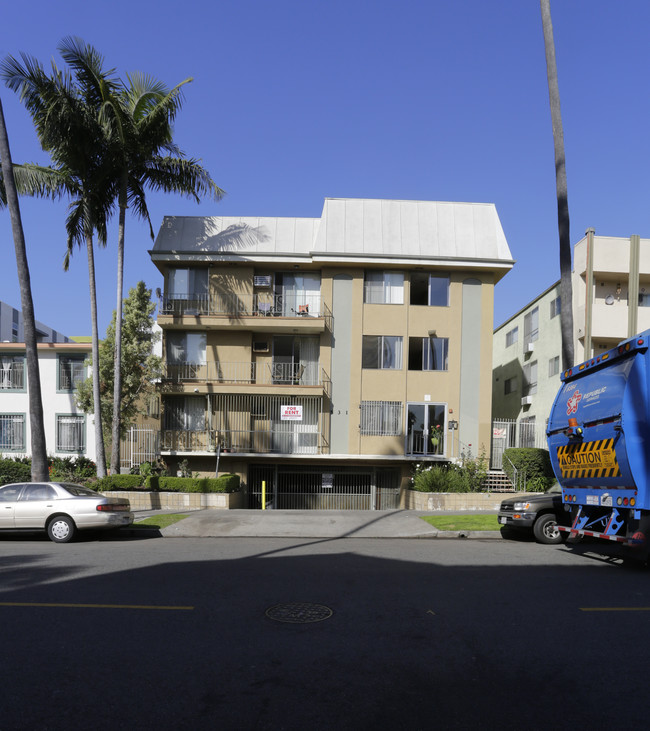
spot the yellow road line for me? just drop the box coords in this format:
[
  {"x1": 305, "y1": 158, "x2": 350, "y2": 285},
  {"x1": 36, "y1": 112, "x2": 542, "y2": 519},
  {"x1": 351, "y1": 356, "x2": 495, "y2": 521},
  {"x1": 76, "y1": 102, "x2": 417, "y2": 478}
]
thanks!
[
  {"x1": 0, "y1": 602, "x2": 194, "y2": 610},
  {"x1": 580, "y1": 607, "x2": 650, "y2": 612}
]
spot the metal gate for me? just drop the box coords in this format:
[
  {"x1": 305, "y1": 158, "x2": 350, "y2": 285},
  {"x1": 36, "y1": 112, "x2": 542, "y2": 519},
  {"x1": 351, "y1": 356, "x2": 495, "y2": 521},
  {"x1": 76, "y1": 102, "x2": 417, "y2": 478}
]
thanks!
[
  {"x1": 248, "y1": 464, "x2": 400, "y2": 510},
  {"x1": 491, "y1": 419, "x2": 548, "y2": 469},
  {"x1": 120, "y1": 427, "x2": 159, "y2": 472}
]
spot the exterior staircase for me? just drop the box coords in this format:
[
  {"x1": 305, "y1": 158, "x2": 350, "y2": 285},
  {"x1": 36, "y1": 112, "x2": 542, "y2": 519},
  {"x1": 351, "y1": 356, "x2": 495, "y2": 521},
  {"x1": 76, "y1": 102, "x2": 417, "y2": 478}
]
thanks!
[{"x1": 483, "y1": 469, "x2": 515, "y2": 493}]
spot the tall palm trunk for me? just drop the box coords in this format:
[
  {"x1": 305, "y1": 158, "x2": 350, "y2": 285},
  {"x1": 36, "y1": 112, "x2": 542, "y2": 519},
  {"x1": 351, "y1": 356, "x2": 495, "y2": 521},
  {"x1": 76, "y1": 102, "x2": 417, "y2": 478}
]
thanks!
[
  {"x1": 85, "y1": 223, "x2": 107, "y2": 476},
  {"x1": 541, "y1": 0, "x2": 574, "y2": 370},
  {"x1": 0, "y1": 97, "x2": 49, "y2": 481},
  {"x1": 110, "y1": 178, "x2": 127, "y2": 474}
]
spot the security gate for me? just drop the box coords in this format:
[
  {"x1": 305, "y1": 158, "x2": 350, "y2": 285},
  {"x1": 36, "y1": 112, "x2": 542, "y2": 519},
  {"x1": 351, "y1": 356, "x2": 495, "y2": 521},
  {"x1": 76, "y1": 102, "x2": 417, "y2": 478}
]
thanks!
[
  {"x1": 248, "y1": 465, "x2": 400, "y2": 510},
  {"x1": 120, "y1": 427, "x2": 159, "y2": 472}
]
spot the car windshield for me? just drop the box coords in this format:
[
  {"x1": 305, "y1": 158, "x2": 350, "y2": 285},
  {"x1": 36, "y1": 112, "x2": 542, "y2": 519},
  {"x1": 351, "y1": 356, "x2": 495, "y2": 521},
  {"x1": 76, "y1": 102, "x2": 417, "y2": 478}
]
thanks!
[{"x1": 59, "y1": 484, "x2": 100, "y2": 497}]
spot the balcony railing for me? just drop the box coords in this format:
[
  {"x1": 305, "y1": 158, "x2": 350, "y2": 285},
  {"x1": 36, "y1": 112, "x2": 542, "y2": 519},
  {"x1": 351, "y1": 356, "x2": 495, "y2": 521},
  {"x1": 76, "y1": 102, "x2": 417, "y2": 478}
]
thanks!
[
  {"x1": 0, "y1": 364, "x2": 24, "y2": 390},
  {"x1": 159, "y1": 292, "x2": 332, "y2": 324},
  {"x1": 406, "y1": 430, "x2": 445, "y2": 457},
  {"x1": 161, "y1": 428, "x2": 329, "y2": 455},
  {"x1": 164, "y1": 361, "x2": 330, "y2": 392}
]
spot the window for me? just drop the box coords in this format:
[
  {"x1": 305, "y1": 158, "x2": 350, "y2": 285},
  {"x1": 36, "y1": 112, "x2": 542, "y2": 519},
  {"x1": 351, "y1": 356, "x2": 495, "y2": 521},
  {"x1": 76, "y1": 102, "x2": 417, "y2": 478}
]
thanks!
[
  {"x1": 550, "y1": 296, "x2": 561, "y2": 318},
  {"x1": 522, "y1": 361, "x2": 538, "y2": 396},
  {"x1": 504, "y1": 376, "x2": 517, "y2": 395},
  {"x1": 56, "y1": 415, "x2": 85, "y2": 452},
  {"x1": 410, "y1": 273, "x2": 450, "y2": 306},
  {"x1": 548, "y1": 355, "x2": 560, "y2": 377},
  {"x1": 639, "y1": 293, "x2": 650, "y2": 307},
  {"x1": 0, "y1": 414, "x2": 25, "y2": 451},
  {"x1": 0, "y1": 354, "x2": 25, "y2": 390},
  {"x1": 506, "y1": 327, "x2": 518, "y2": 347},
  {"x1": 166, "y1": 332, "x2": 206, "y2": 364},
  {"x1": 360, "y1": 401, "x2": 403, "y2": 436},
  {"x1": 362, "y1": 336, "x2": 403, "y2": 369},
  {"x1": 164, "y1": 397, "x2": 206, "y2": 431},
  {"x1": 275, "y1": 272, "x2": 321, "y2": 315},
  {"x1": 524, "y1": 307, "x2": 539, "y2": 343},
  {"x1": 168, "y1": 268, "x2": 208, "y2": 300},
  {"x1": 58, "y1": 355, "x2": 86, "y2": 391},
  {"x1": 408, "y1": 337, "x2": 449, "y2": 371},
  {"x1": 364, "y1": 271, "x2": 404, "y2": 304}
]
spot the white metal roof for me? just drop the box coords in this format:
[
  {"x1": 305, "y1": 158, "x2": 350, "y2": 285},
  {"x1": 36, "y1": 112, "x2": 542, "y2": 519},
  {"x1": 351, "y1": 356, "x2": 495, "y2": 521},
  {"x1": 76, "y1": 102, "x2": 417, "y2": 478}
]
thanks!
[{"x1": 151, "y1": 198, "x2": 513, "y2": 272}]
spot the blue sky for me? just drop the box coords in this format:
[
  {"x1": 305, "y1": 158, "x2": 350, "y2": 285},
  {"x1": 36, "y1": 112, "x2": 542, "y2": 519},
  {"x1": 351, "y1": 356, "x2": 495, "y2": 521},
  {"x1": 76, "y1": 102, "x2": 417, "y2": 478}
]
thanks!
[{"x1": 1, "y1": 0, "x2": 650, "y2": 336}]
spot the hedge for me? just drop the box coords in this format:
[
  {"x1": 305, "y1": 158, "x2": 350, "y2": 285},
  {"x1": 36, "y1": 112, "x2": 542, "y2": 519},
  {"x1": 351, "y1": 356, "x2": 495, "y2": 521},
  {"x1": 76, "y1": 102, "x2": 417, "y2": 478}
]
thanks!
[
  {"x1": 94, "y1": 474, "x2": 144, "y2": 491},
  {"x1": 0, "y1": 459, "x2": 32, "y2": 486},
  {"x1": 502, "y1": 448, "x2": 556, "y2": 492},
  {"x1": 95, "y1": 473, "x2": 241, "y2": 494}
]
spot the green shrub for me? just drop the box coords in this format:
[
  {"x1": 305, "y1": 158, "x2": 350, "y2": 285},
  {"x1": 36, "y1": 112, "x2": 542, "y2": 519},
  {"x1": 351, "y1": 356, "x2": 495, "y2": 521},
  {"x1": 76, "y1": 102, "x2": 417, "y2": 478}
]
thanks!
[
  {"x1": 502, "y1": 448, "x2": 555, "y2": 492},
  {"x1": 145, "y1": 475, "x2": 160, "y2": 491},
  {"x1": 205, "y1": 474, "x2": 240, "y2": 493},
  {"x1": 49, "y1": 456, "x2": 97, "y2": 482},
  {"x1": 410, "y1": 448, "x2": 489, "y2": 493},
  {"x1": 0, "y1": 458, "x2": 32, "y2": 486},
  {"x1": 94, "y1": 474, "x2": 144, "y2": 491},
  {"x1": 158, "y1": 476, "x2": 205, "y2": 493}
]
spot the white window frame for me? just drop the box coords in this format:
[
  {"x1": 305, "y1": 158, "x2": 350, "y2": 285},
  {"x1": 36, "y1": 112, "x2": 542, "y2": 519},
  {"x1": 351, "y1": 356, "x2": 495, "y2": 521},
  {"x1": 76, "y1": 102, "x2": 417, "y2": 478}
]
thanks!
[
  {"x1": 506, "y1": 327, "x2": 518, "y2": 347},
  {"x1": 0, "y1": 413, "x2": 25, "y2": 451},
  {"x1": 362, "y1": 335, "x2": 403, "y2": 369},
  {"x1": 364, "y1": 271, "x2": 404, "y2": 304}
]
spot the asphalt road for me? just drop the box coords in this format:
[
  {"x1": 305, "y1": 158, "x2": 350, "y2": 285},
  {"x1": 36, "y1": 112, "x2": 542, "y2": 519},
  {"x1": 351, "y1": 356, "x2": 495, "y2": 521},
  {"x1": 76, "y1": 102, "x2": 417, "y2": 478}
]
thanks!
[{"x1": 1, "y1": 533, "x2": 649, "y2": 730}]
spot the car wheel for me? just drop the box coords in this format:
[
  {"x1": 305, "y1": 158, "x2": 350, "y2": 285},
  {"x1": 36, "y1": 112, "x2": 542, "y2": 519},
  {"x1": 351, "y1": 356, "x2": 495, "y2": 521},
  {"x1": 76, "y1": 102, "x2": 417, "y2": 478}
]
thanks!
[
  {"x1": 47, "y1": 516, "x2": 76, "y2": 543},
  {"x1": 533, "y1": 513, "x2": 562, "y2": 545}
]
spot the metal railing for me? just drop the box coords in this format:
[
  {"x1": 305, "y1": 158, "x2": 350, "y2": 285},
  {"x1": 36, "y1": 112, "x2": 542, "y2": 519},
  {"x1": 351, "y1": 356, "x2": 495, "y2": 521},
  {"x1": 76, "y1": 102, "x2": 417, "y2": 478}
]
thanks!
[
  {"x1": 0, "y1": 364, "x2": 24, "y2": 390},
  {"x1": 159, "y1": 292, "x2": 332, "y2": 325},
  {"x1": 161, "y1": 428, "x2": 329, "y2": 455},
  {"x1": 164, "y1": 361, "x2": 330, "y2": 390}
]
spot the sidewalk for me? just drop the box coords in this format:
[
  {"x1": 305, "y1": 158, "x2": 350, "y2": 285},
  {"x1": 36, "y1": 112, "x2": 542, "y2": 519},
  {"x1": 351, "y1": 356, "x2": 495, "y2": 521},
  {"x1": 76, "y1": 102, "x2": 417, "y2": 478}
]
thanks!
[{"x1": 133, "y1": 508, "x2": 501, "y2": 539}]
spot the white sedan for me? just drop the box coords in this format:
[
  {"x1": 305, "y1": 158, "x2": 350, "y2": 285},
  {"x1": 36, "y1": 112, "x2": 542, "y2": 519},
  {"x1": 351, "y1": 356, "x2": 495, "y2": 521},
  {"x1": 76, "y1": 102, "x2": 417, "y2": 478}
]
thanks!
[{"x1": 0, "y1": 482, "x2": 134, "y2": 543}]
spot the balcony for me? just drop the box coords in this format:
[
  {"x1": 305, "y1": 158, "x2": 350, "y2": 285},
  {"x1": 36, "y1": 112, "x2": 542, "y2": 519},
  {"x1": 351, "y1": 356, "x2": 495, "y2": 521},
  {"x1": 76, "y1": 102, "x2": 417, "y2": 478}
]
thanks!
[
  {"x1": 158, "y1": 293, "x2": 332, "y2": 333},
  {"x1": 163, "y1": 361, "x2": 331, "y2": 395},
  {"x1": 161, "y1": 428, "x2": 329, "y2": 456}
]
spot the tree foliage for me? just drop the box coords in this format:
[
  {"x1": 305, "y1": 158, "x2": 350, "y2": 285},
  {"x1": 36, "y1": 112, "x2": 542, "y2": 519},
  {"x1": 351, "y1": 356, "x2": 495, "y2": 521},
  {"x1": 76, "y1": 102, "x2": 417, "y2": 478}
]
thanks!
[{"x1": 76, "y1": 281, "x2": 161, "y2": 446}]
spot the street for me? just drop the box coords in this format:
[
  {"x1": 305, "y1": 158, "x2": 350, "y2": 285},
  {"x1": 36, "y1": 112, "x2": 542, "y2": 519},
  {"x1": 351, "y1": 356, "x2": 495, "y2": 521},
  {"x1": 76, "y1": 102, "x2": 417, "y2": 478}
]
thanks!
[{"x1": 1, "y1": 533, "x2": 648, "y2": 730}]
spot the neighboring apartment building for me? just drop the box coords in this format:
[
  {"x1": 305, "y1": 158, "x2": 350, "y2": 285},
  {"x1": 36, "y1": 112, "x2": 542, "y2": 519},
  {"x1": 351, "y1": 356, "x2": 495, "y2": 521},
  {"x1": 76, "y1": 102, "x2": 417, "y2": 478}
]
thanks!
[
  {"x1": 0, "y1": 300, "x2": 71, "y2": 344},
  {"x1": 150, "y1": 198, "x2": 513, "y2": 508},
  {"x1": 0, "y1": 342, "x2": 96, "y2": 462},
  {"x1": 491, "y1": 229, "x2": 650, "y2": 462},
  {"x1": 491, "y1": 282, "x2": 562, "y2": 459}
]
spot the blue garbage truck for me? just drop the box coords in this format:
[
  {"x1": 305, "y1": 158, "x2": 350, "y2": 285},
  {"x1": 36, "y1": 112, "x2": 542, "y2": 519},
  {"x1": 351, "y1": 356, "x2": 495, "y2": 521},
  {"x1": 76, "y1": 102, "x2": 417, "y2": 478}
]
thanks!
[{"x1": 547, "y1": 329, "x2": 650, "y2": 557}]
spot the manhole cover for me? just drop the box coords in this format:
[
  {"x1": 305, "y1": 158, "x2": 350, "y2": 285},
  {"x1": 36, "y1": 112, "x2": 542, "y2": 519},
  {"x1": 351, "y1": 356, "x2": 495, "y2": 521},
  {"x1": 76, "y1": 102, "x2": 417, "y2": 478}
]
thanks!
[{"x1": 265, "y1": 602, "x2": 333, "y2": 623}]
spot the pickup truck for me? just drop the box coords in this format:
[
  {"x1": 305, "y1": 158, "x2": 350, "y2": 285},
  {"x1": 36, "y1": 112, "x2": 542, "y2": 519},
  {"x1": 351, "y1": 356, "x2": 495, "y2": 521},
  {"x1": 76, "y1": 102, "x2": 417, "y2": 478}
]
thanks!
[{"x1": 498, "y1": 484, "x2": 568, "y2": 544}]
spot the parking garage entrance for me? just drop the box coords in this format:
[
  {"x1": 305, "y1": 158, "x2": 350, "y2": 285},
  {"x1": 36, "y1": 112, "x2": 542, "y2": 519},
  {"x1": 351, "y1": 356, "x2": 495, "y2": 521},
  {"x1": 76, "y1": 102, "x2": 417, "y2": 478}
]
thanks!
[{"x1": 248, "y1": 464, "x2": 401, "y2": 510}]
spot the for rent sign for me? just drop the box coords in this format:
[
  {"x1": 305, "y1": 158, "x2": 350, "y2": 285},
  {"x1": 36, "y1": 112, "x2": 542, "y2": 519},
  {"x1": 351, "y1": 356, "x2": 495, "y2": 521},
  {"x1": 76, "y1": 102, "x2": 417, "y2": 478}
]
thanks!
[{"x1": 281, "y1": 405, "x2": 303, "y2": 421}]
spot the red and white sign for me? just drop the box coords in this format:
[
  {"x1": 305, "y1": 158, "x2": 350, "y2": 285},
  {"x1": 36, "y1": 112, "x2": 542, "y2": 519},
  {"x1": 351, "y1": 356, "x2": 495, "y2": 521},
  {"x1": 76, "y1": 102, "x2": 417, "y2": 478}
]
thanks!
[{"x1": 281, "y1": 405, "x2": 303, "y2": 421}]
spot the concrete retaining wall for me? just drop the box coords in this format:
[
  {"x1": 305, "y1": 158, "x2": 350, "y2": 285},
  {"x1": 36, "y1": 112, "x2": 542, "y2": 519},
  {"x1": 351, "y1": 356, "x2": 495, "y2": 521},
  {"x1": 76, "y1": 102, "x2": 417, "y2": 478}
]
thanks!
[
  {"x1": 104, "y1": 491, "x2": 245, "y2": 511},
  {"x1": 405, "y1": 491, "x2": 515, "y2": 511}
]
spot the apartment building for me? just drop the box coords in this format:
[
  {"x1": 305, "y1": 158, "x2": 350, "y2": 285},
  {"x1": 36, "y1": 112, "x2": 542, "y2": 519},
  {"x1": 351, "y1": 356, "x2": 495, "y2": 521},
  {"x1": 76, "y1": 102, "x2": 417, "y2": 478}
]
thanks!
[
  {"x1": 0, "y1": 300, "x2": 71, "y2": 344},
  {"x1": 0, "y1": 341, "x2": 96, "y2": 461},
  {"x1": 150, "y1": 198, "x2": 514, "y2": 508},
  {"x1": 491, "y1": 282, "x2": 562, "y2": 460},
  {"x1": 491, "y1": 230, "x2": 650, "y2": 463}
]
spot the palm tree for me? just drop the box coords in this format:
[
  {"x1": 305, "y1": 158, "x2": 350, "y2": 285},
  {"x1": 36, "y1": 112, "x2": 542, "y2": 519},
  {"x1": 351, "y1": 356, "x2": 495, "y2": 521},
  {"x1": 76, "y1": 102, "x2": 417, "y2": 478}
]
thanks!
[
  {"x1": 0, "y1": 97, "x2": 49, "y2": 481},
  {"x1": 59, "y1": 38, "x2": 224, "y2": 473},
  {"x1": 1, "y1": 51, "x2": 117, "y2": 477},
  {"x1": 541, "y1": 0, "x2": 574, "y2": 370}
]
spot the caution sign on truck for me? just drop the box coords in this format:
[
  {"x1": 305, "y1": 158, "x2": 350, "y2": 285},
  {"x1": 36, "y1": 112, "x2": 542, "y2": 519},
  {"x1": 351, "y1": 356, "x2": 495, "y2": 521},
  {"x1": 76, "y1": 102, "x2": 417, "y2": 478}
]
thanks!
[{"x1": 556, "y1": 439, "x2": 621, "y2": 479}]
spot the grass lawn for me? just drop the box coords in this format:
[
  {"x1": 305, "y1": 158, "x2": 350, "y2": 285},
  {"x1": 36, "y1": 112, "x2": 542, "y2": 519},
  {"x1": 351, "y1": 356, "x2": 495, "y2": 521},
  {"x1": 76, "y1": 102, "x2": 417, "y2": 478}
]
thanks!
[
  {"x1": 132, "y1": 514, "x2": 189, "y2": 529},
  {"x1": 420, "y1": 515, "x2": 501, "y2": 531}
]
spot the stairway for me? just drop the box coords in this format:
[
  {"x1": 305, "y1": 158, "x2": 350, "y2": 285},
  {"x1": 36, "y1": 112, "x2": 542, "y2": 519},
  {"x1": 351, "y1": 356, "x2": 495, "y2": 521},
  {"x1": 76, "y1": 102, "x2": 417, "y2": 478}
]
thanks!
[{"x1": 483, "y1": 469, "x2": 515, "y2": 493}]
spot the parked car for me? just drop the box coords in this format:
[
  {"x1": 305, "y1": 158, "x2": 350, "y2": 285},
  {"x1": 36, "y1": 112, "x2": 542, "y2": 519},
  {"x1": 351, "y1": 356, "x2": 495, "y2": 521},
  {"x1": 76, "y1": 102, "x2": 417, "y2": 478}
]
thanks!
[
  {"x1": 498, "y1": 483, "x2": 568, "y2": 544},
  {"x1": 0, "y1": 482, "x2": 133, "y2": 543}
]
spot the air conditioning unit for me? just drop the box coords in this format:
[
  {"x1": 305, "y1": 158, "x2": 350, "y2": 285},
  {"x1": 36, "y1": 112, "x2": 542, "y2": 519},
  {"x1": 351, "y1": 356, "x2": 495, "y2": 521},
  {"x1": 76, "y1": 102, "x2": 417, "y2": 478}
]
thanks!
[
  {"x1": 521, "y1": 396, "x2": 533, "y2": 406},
  {"x1": 253, "y1": 341, "x2": 269, "y2": 353},
  {"x1": 254, "y1": 275, "x2": 272, "y2": 288},
  {"x1": 525, "y1": 342, "x2": 535, "y2": 354}
]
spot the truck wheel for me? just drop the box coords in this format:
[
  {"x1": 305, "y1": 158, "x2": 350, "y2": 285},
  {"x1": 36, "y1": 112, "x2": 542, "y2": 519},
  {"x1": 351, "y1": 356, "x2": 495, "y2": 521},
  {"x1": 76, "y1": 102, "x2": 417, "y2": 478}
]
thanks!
[{"x1": 533, "y1": 514, "x2": 563, "y2": 545}]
